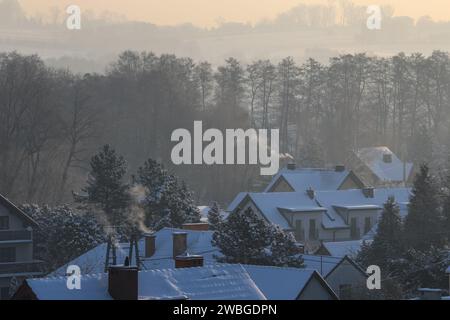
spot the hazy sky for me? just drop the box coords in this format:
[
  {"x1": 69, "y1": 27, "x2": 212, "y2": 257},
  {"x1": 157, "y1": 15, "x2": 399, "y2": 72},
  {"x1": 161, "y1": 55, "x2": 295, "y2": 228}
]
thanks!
[{"x1": 19, "y1": 0, "x2": 450, "y2": 27}]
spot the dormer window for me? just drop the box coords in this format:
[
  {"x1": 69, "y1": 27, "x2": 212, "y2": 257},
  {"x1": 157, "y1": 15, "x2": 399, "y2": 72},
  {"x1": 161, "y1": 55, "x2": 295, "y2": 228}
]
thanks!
[
  {"x1": 0, "y1": 216, "x2": 9, "y2": 230},
  {"x1": 383, "y1": 153, "x2": 392, "y2": 163}
]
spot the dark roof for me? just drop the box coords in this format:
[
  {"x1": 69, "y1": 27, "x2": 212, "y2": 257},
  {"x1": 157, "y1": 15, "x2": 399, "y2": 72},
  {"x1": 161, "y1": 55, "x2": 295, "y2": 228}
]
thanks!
[{"x1": 0, "y1": 193, "x2": 39, "y2": 227}]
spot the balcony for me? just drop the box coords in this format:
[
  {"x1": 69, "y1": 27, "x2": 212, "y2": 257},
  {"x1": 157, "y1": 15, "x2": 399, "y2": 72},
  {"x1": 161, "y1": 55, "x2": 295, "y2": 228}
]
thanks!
[
  {"x1": 0, "y1": 230, "x2": 32, "y2": 242},
  {"x1": 0, "y1": 261, "x2": 44, "y2": 276}
]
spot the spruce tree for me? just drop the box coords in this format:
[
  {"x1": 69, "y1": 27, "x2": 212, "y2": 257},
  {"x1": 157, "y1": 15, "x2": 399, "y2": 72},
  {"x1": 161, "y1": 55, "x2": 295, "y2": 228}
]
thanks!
[
  {"x1": 404, "y1": 164, "x2": 443, "y2": 251},
  {"x1": 81, "y1": 145, "x2": 130, "y2": 226},
  {"x1": 207, "y1": 202, "x2": 223, "y2": 230},
  {"x1": 357, "y1": 197, "x2": 403, "y2": 270}
]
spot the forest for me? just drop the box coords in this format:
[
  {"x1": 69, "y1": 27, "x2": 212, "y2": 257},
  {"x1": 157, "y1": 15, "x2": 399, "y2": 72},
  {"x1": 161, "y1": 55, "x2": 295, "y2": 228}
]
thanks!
[{"x1": 0, "y1": 50, "x2": 449, "y2": 205}]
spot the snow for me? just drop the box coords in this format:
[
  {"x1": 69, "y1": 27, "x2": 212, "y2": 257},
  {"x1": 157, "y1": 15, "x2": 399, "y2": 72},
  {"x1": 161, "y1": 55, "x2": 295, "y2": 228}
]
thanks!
[
  {"x1": 264, "y1": 168, "x2": 352, "y2": 192},
  {"x1": 233, "y1": 192, "x2": 324, "y2": 229},
  {"x1": 300, "y1": 254, "x2": 346, "y2": 276},
  {"x1": 29, "y1": 264, "x2": 266, "y2": 300},
  {"x1": 446, "y1": 266, "x2": 450, "y2": 274},
  {"x1": 315, "y1": 188, "x2": 411, "y2": 229},
  {"x1": 320, "y1": 240, "x2": 373, "y2": 258},
  {"x1": 356, "y1": 147, "x2": 413, "y2": 182},
  {"x1": 243, "y1": 264, "x2": 317, "y2": 300},
  {"x1": 52, "y1": 227, "x2": 221, "y2": 276}
]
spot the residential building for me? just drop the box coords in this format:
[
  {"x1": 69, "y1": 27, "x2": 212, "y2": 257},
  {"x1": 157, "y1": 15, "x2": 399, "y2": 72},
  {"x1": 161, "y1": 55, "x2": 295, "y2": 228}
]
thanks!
[
  {"x1": 264, "y1": 165, "x2": 365, "y2": 193},
  {"x1": 348, "y1": 146, "x2": 414, "y2": 187},
  {"x1": 315, "y1": 240, "x2": 373, "y2": 259},
  {"x1": 0, "y1": 194, "x2": 43, "y2": 299},
  {"x1": 227, "y1": 187, "x2": 410, "y2": 250},
  {"x1": 243, "y1": 265, "x2": 338, "y2": 300},
  {"x1": 13, "y1": 264, "x2": 266, "y2": 300}
]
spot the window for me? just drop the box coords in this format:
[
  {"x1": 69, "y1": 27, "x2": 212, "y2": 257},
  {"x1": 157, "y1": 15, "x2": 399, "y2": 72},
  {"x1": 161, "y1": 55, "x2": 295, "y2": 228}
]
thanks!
[
  {"x1": 350, "y1": 217, "x2": 360, "y2": 239},
  {"x1": 0, "y1": 247, "x2": 16, "y2": 263},
  {"x1": 339, "y1": 284, "x2": 352, "y2": 300},
  {"x1": 0, "y1": 216, "x2": 9, "y2": 230},
  {"x1": 309, "y1": 219, "x2": 318, "y2": 240},
  {"x1": 364, "y1": 217, "x2": 371, "y2": 234},
  {"x1": 0, "y1": 287, "x2": 10, "y2": 300},
  {"x1": 295, "y1": 220, "x2": 304, "y2": 241}
]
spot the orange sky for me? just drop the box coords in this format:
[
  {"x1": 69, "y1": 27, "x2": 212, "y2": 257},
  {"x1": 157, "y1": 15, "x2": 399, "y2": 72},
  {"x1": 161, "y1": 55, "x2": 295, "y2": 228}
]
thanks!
[{"x1": 19, "y1": 0, "x2": 450, "y2": 27}]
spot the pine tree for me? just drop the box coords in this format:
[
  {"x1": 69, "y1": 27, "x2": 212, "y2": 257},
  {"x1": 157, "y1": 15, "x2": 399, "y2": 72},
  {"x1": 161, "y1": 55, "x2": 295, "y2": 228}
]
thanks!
[
  {"x1": 404, "y1": 164, "x2": 443, "y2": 251},
  {"x1": 207, "y1": 202, "x2": 223, "y2": 230},
  {"x1": 137, "y1": 158, "x2": 200, "y2": 229},
  {"x1": 213, "y1": 207, "x2": 303, "y2": 267},
  {"x1": 81, "y1": 145, "x2": 130, "y2": 226},
  {"x1": 357, "y1": 197, "x2": 404, "y2": 270}
]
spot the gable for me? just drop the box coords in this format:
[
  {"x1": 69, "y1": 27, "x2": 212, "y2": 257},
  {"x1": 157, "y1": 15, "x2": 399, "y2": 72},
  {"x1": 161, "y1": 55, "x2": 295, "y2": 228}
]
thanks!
[
  {"x1": 268, "y1": 177, "x2": 294, "y2": 192},
  {"x1": 297, "y1": 274, "x2": 338, "y2": 300}
]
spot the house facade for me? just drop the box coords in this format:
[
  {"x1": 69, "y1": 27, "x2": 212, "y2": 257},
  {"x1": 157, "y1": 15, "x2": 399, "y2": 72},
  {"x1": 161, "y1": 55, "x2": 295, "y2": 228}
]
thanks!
[{"x1": 0, "y1": 194, "x2": 42, "y2": 299}]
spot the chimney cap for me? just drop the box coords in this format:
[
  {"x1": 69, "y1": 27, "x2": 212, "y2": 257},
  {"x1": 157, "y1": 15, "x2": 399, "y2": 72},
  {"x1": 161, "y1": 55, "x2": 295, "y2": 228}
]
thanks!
[
  {"x1": 335, "y1": 165, "x2": 346, "y2": 172},
  {"x1": 287, "y1": 163, "x2": 296, "y2": 170},
  {"x1": 172, "y1": 231, "x2": 188, "y2": 235}
]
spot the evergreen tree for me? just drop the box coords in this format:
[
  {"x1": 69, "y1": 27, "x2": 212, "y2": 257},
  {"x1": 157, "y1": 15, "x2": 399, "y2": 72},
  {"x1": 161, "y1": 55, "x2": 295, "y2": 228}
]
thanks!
[
  {"x1": 404, "y1": 164, "x2": 443, "y2": 251},
  {"x1": 357, "y1": 197, "x2": 404, "y2": 270},
  {"x1": 137, "y1": 158, "x2": 200, "y2": 229},
  {"x1": 440, "y1": 162, "x2": 450, "y2": 243},
  {"x1": 213, "y1": 207, "x2": 303, "y2": 267},
  {"x1": 81, "y1": 145, "x2": 130, "y2": 226},
  {"x1": 207, "y1": 202, "x2": 223, "y2": 230}
]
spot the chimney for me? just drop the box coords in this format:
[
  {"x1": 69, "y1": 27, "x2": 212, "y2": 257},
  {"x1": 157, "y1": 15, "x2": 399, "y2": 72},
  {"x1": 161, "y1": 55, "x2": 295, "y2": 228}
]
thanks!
[
  {"x1": 182, "y1": 223, "x2": 209, "y2": 231},
  {"x1": 362, "y1": 187, "x2": 375, "y2": 198},
  {"x1": 108, "y1": 265, "x2": 138, "y2": 300},
  {"x1": 144, "y1": 233, "x2": 156, "y2": 258},
  {"x1": 287, "y1": 163, "x2": 296, "y2": 170},
  {"x1": 306, "y1": 187, "x2": 315, "y2": 199},
  {"x1": 335, "y1": 165, "x2": 346, "y2": 172},
  {"x1": 175, "y1": 254, "x2": 204, "y2": 269},
  {"x1": 417, "y1": 288, "x2": 443, "y2": 300},
  {"x1": 383, "y1": 153, "x2": 392, "y2": 163},
  {"x1": 173, "y1": 232, "x2": 187, "y2": 258}
]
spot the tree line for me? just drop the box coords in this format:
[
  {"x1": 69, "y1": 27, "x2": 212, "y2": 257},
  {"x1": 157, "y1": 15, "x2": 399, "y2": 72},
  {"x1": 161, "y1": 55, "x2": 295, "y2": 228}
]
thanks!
[{"x1": 2, "y1": 50, "x2": 450, "y2": 205}]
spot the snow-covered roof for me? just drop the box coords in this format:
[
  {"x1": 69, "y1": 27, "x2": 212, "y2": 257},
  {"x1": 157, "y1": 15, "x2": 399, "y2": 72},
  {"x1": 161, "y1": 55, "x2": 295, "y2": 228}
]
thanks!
[
  {"x1": 320, "y1": 240, "x2": 373, "y2": 258},
  {"x1": 52, "y1": 227, "x2": 220, "y2": 276},
  {"x1": 264, "y1": 168, "x2": 353, "y2": 192},
  {"x1": 315, "y1": 188, "x2": 411, "y2": 229},
  {"x1": 243, "y1": 265, "x2": 320, "y2": 300},
  {"x1": 356, "y1": 146, "x2": 413, "y2": 182},
  {"x1": 227, "y1": 192, "x2": 324, "y2": 229},
  {"x1": 446, "y1": 266, "x2": 450, "y2": 274},
  {"x1": 29, "y1": 264, "x2": 266, "y2": 300}
]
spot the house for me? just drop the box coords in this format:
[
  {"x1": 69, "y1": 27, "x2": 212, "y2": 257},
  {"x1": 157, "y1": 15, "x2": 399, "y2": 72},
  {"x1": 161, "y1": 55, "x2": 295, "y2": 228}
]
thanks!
[
  {"x1": 349, "y1": 146, "x2": 414, "y2": 187},
  {"x1": 264, "y1": 164, "x2": 365, "y2": 193},
  {"x1": 52, "y1": 226, "x2": 220, "y2": 276},
  {"x1": 0, "y1": 193, "x2": 43, "y2": 299},
  {"x1": 301, "y1": 254, "x2": 368, "y2": 299},
  {"x1": 50, "y1": 226, "x2": 363, "y2": 299},
  {"x1": 242, "y1": 265, "x2": 338, "y2": 300},
  {"x1": 315, "y1": 240, "x2": 373, "y2": 259},
  {"x1": 227, "y1": 187, "x2": 410, "y2": 249},
  {"x1": 13, "y1": 264, "x2": 266, "y2": 300}
]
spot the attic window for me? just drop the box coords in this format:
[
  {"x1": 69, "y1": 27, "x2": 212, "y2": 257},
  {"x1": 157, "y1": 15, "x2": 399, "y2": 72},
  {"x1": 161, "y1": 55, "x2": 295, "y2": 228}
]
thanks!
[{"x1": 382, "y1": 153, "x2": 392, "y2": 163}]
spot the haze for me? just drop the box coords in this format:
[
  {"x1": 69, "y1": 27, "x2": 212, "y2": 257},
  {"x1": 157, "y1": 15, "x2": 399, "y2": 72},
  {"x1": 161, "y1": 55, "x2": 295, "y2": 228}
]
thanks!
[{"x1": 19, "y1": 0, "x2": 450, "y2": 27}]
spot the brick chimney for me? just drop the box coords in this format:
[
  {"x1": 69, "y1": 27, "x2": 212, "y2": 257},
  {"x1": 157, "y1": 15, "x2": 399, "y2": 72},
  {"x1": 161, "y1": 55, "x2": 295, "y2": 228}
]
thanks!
[
  {"x1": 362, "y1": 187, "x2": 375, "y2": 198},
  {"x1": 335, "y1": 165, "x2": 346, "y2": 172},
  {"x1": 182, "y1": 223, "x2": 209, "y2": 231},
  {"x1": 172, "y1": 232, "x2": 187, "y2": 258},
  {"x1": 383, "y1": 153, "x2": 392, "y2": 163},
  {"x1": 175, "y1": 254, "x2": 204, "y2": 269},
  {"x1": 144, "y1": 233, "x2": 156, "y2": 258},
  {"x1": 108, "y1": 265, "x2": 138, "y2": 300}
]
